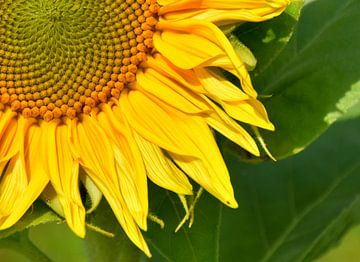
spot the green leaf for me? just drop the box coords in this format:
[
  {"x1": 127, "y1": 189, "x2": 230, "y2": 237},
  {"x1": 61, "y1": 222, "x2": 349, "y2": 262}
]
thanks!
[
  {"x1": 145, "y1": 188, "x2": 223, "y2": 262},
  {"x1": 234, "y1": 1, "x2": 304, "y2": 76},
  {"x1": 0, "y1": 201, "x2": 60, "y2": 240},
  {"x1": 253, "y1": 0, "x2": 360, "y2": 159},
  {"x1": 143, "y1": 119, "x2": 360, "y2": 262},
  {"x1": 220, "y1": 119, "x2": 360, "y2": 262}
]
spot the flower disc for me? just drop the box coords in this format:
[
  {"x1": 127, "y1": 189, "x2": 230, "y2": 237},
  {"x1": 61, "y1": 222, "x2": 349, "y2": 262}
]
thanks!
[{"x1": 0, "y1": 0, "x2": 158, "y2": 121}]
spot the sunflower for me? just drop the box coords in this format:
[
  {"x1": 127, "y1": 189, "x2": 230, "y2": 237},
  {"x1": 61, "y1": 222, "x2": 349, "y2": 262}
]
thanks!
[{"x1": 0, "y1": 0, "x2": 290, "y2": 256}]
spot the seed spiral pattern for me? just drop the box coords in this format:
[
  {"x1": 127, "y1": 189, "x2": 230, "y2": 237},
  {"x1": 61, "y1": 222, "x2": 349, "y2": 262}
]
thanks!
[{"x1": 0, "y1": 0, "x2": 158, "y2": 121}]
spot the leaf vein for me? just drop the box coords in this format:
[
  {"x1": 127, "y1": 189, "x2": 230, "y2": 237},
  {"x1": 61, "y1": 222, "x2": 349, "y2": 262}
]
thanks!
[{"x1": 260, "y1": 162, "x2": 360, "y2": 262}]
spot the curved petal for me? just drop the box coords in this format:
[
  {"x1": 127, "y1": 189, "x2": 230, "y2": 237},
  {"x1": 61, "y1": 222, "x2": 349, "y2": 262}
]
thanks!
[
  {"x1": 157, "y1": 19, "x2": 257, "y2": 97},
  {"x1": 145, "y1": 54, "x2": 206, "y2": 95},
  {"x1": 133, "y1": 132, "x2": 193, "y2": 195},
  {"x1": 153, "y1": 30, "x2": 225, "y2": 70},
  {"x1": 222, "y1": 99, "x2": 275, "y2": 131},
  {"x1": 167, "y1": 115, "x2": 238, "y2": 208},
  {"x1": 0, "y1": 122, "x2": 49, "y2": 229},
  {"x1": 121, "y1": 90, "x2": 237, "y2": 208},
  {"x1": 195, "y1": 68, "x2": 250, "y2": 101},
  {"x1": 69, "y1": 116, "x2": 150, "y2": 256},
  {"x1": 119, "y1": 89, "x2": 192, "y2": 156},
  {"x1": 0, "y1": 154, "x2": 28, "y2": 219},
  {"x1": 134, "y1": 64, "x2": 260, "y2": 155},
  {"x1": 135, "y1": 68, "x2": 209, "y2": 114},
  {"x1": 195, "y1": 68, "x2": 274, "y2": 130},
  {"x1": 44, "y1": 121, "x2": 85, "y2": 237},
  {"x1": 0, "y1": 110, "x2": 16, "y2": 140},
  {"x1": 97, "y1": 105, "x2": 148, "y2": 231},
  {"x1": 160, "y1": 0, "x2": 290, "y2": 25},
  {"x1": 203, "y1": 97, "x2": 260, "y2": 156},
  {"x1": 0, "y1": 112, "x2": 20, "y2": 172}
]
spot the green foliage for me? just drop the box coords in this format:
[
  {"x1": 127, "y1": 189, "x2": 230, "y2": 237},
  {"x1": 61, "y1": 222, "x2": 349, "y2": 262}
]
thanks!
[
  {"x1": 255, "y1": 0, "x2": 360, "y2": 159},
  {"x1": 220, "y1": 119, "x2": 360, "y2": 262}
]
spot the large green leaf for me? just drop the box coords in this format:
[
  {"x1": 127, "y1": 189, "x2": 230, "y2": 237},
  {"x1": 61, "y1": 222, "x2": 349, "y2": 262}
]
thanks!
[
  {"x1": 254, "y1": 0, "x2": 360, "y2": 159},
  {"x1": 220, "y1": 119, "x2": 360, "y2": 262}
]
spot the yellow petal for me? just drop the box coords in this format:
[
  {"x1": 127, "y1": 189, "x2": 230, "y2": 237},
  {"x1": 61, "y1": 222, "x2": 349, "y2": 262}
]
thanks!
[
  {"x1": 157, "y1": 19, "x2": 257, "y2": 97},
  {"x1": 145, "y1": 54, "x2": 207, "y2": 95},
  {"x1": 135, "y1": 68, "x2": 209, "y2": 114},
  {"x1": 119, "y1": 89, "x2": 193, "y2": 156},
  {"x1": 160, "y1": 0, "x2": 290, "y2": 24},
  {"x1": 204, "y1": 97, "x2": 260, "y2": 156},
  {"x1": 153, "y1": 30, "x2": 225, "y2": 70},
  {"x1": 0, "y1": 109, "x2": 16, "y2": 140},
  {"x1": 195, "y1": 68, "x2": 250, "y2": 101},
  {"x1": 134, "y1": 67, "x2": 260, "y2": 155},
  {"x1": 195, "y1": 68, "x2": 274, "y2": 130},
  {"x1": 69, "y1": 116, "x2": 150, "y2": 256},
  {"x1": 0, "y1": 123, "x2": 48, "y2": 229},
  {"x1": 133, "y1": 132, "x2": 193, "y2": 195},
  {"x1": 44, "y1": 121, "x2": 85, "y2": 238},
  {"x1": 167, "y1": 116, "x2": 238, "y2": 208},
  {"x1": 0, "y1": 154, "x2": 27, "y2": 219},
  {"x1": 0, "y1": 113, "x2": 20, "y2": 168},
  {"x1": 98, "y1": 105, "x2": 148, "y2": 231},
  {"x1": 222, "y1": 99, "x2": 275, "y2": 131},
  {"x1": 121, "y1": 90, "x2": 237, "y2": 208}
]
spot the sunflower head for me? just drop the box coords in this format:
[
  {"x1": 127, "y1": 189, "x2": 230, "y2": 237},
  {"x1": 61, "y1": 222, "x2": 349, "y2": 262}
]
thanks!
[{"x1": 0, "y1": 0, "x2": 159, "y2": 120}]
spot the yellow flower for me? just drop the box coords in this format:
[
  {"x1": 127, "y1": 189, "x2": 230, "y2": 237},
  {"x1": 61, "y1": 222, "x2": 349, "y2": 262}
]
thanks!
[{"x1": 0, "y1": 0, "x2": 289, "y2": 256}]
